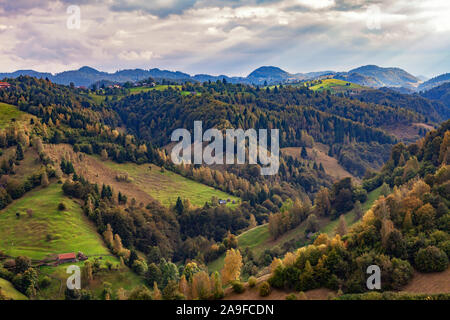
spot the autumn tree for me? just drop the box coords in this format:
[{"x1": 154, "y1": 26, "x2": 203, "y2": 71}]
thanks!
[
  {"x1": 153, "y1": 282, "x2": 162, "y2": 300},
  {"x1": 101, "y1": 149, "x2": 108, "y2": 161},
  {"x1": 41, "y1": 171, "x2": 49, "y2": 187},
  {"x1": 103, "y1": 224, "x2": 114, "y2": 248},
  {"x1": 314, "y1": 188, "x2": 331, "y2": 216},
  {"x1": 221, "y1": 248, "x2": 243, "y2": 285},
  {"x1": 191, "y1": 271, "x2": 211, "y2": 299}
]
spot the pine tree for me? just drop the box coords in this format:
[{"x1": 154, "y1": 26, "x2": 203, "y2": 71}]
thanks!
[
  {"x1": 15, "y1": 143, "x2": 24, "y2": 161},
  {"x1": 301, "y1": 146, "x2": 308, "y2": 159},
  {"x1": 354, "y1": 200, "x2": 363, "y2": 220}
]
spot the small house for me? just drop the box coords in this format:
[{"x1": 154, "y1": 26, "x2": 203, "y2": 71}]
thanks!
[
  {"x1": 0, "y1": 82, "x2": 11, "y2": 89},
  {"x1": 219, "y1": 200, "x2": 226, "y2": 205},
  {"x1": 57, "y1": 253, "x2": 77, "y2": 264}
]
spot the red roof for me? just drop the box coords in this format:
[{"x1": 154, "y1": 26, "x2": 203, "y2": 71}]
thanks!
[{"x1": 58, "y1": 253, "x2": 77, "y2": 260}]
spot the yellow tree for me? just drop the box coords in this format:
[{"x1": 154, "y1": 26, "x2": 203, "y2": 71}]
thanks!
[
  {"x1": 103, "y1": 224, "x2": 114, "y2": 248},
  {"x1": 191, "y1": 271, "x2": 211, "y2": 300},
  {"x1": 221, "y1": 248, "x2": 243, "y2": 285},
  {"x1": 153, "y1": 282, "x2": 162, "y2": 300},
  {"x1": 179, "y1": 275, "x2": 190, "y2": 299}
]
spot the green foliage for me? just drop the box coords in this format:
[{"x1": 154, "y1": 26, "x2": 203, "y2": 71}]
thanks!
[
  {"x1": 230, "y1": 280, "x2": 245, "y2": 294},
  {"x1": 258, "y1": 281, "x2": 271, "y2": 297},
  {"x1": 415, "y1": 246, "x2": 449, "y2": 272}
]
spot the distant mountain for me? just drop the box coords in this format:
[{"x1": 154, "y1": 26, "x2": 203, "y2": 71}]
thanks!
[
  {"x1": 0, "y1": 64, "x2": 442, "y2": 90},
  {"x1": 420, "y1": 82, "x2": 450, "y2": 109},
  {"x1": 338, "y1": 65, "x2": 420, "y2": 89},
  {"x1": 335, "y1": 72, "x2": 381, "y2": 87},
  {"x1": 246, "y1": 66, "x2": 292, "y2": 83},
  {"x1": 418, "y1": 73, "x2": 450, "y2": 91},
  {"x1": 0, "y1": 66, "x2": 193, "y2": 87}
]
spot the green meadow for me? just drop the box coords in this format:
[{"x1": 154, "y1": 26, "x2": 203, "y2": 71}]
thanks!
[
  {"x1": 0, "y1": 183, "x2": 110, "y2": 260},
  {"x1": 101, "y1": 160, "x2": 240, "y2": 208},
  {"x1": 0, "y1": 102, "x2": 31, "y2": 129},
  {"x1": 0, "y1": 277, "x2": 28, "y2": 300}
]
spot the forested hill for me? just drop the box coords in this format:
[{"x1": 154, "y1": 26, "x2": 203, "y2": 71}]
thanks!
[
  {"x1": 1, "y1": 76, "x2": 441, "y2": 180},
  {"x1": 267, "y1": 120, "x2": 449, "y2": 296},
  {"x1": 352, "y1": 87, "x2": 450, "y2": 123},
  {"x1": 112, "y1": 80, "x2": 437, "y2": 177}
]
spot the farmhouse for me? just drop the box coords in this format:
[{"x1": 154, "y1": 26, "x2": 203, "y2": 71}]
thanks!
[
  {"x1": 219, "y1": 199, "x2": 227, "y2": 205},
  {"x1": 57, "y1": 253, "x2": 77, "y2": 264},
  {"x1": 0, "y1": 82, "x2": 11, "y2": 89}
]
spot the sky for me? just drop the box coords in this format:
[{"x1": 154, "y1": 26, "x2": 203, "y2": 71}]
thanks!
[{"x1": 0, "y1": 0, "x2": 449, "y2": 78}]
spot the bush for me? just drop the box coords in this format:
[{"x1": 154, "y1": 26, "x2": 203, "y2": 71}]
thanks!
[
  {"x1": 415, "y1": 246, "x2": 449, "y2": 272},
  {"x1": 259, "y1": 281, "x2": 271, "y2": 297},
  {"x1": 39, "y1": 276, "x2": 51, "y2": 288},
  {"x1": 248, "y1": 276, "x2": 257, "y2": 288},
  {"x1": 58, "y1": 202, "x2": 67, "y2": 211},
  {"x1": 230, "y1": 281, "x2": 245, "y2": 294},
  {"x1": 285, "y1": 293, "x2": 297, "y2": 300}
]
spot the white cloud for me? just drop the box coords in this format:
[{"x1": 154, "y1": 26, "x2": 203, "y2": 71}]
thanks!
[{"x1": 0, "y1": 0, "x2": 448, "y2": 77}]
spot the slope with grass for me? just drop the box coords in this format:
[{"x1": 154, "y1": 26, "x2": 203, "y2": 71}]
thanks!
[
  {"x1": 308, "y1": 79, "x2": 365, "y2": 93},
  {"x1": 37, "y1": 255, "x2": 144, "y2": 300},
  {"x1": 44, "y1": 144, "x2": 239, "y2": 208},
  {"x1": 208, "y1": 186, "x2": 383, "y2": 273},
  {"x1": 0, "y1": 183, "x2": 110, "y2": 260},
  {"x1": 0, "y1": 102, "x2": 34, "y2": 129},
  {"x1": 0, "y1": 277, "x2": 28, "y2": 300}
]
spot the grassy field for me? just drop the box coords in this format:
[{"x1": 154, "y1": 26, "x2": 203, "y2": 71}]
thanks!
[
  {"x1": 37, "y1": 255, "x2": 144, "y2": 299},
  {"x1": 0, "y1": 278, "x2": 28, "y2": 300},
  {"x1": 0, "y1": 183, "x2": 110, "y2": 260},
  {"x1": 102, "y1": 160, "x2": 240, "y2": 208},
  {"x1": 0, "y1": 102, "x2": 32, "y2": 129},
  {"x1": 308, "y1": 79, "x2": 364, "y2": 93}
]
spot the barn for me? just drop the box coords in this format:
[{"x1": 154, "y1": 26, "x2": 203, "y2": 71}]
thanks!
[{"x1": 57, "y1": 253, "x2": 77, "y2": 264}]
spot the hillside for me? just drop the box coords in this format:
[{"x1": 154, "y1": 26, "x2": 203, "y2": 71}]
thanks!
[
  {"x1": 421, "y1": 82, "x2": 450, "y2": 108},
  {"x1": 348, "y1": 65, "x2": 420, "y2": 87},
  {"x1": 0, "y1": 183, "x2": 110, "y2": 260},
  {"x1": 418, "y1": 73, "x2": 450, "y2": 91},
  {"x1": 43, "y1": 144, "x2": 238, "y2": 208}
]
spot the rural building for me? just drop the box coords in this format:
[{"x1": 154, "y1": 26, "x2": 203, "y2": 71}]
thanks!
[
  {"x1": 57, "y1": 253, "x2": 77, "y2": 264},
  {"x1": 219, "y1": 199, "x2": 226, "y2": 205},
  {"x1": 0, "y1": 82, "x2": 11, "y2": 89}
]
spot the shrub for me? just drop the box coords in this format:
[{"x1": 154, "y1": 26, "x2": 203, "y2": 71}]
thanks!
[
  {"x1": 259, "y1": 281, "x2": 271, "y2": 297},
  {"x1": 248, "y1": 276, "x2": 257, "y2": 288},
  {"x1": 415, "y1": 246, "x2": 448, "y2": 272},
  {"x1": 39, "y1": 276, "x2": 51, "y2": 288},
  {"x1": 286, "y1": 293, "x2": 297, "y2": 300},
  {"x1": 58, "y1": 202, "x2": 66, "y2": 211},
  {"x1": 230, "y1": 280, "x2": 245, "y2": 294}
]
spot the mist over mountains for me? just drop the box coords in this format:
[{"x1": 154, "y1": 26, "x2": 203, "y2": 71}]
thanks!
[{"x1": 1, "y1": 64, "x2": 449, "y2": 91}]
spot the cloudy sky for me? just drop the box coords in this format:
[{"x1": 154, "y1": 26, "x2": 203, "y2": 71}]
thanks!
[{"x1": 0, "y1": 0, "x2": 449, "y2": 77}]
